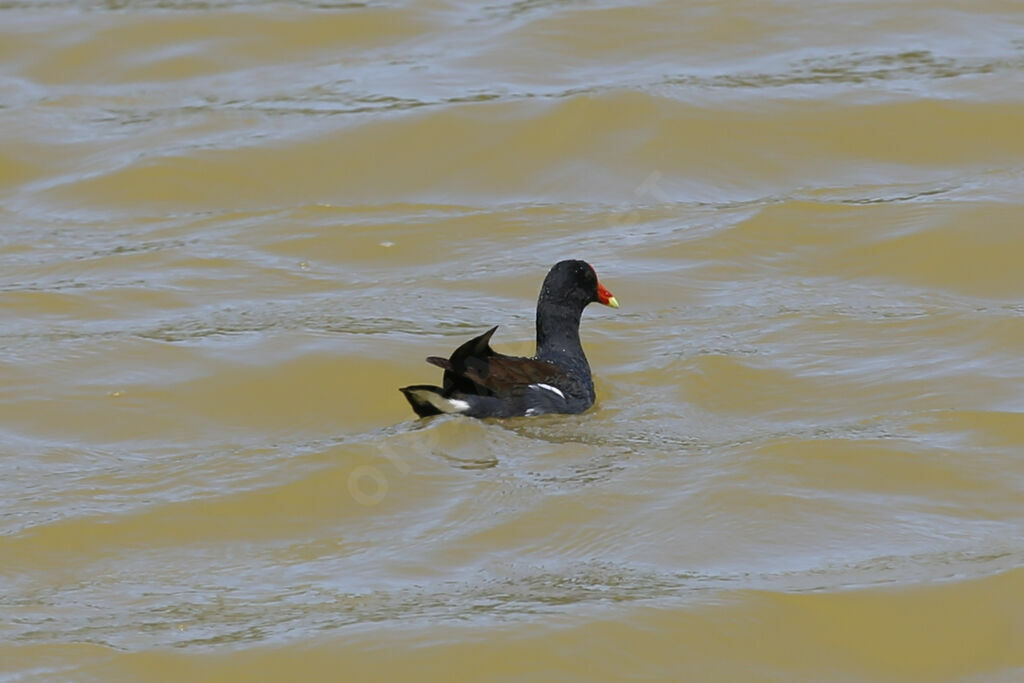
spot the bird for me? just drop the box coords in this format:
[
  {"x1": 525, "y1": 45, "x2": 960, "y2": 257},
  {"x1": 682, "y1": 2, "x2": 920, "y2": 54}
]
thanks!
[{"x1": 400, "y1": 260, "x2": 618, "y2": 418}]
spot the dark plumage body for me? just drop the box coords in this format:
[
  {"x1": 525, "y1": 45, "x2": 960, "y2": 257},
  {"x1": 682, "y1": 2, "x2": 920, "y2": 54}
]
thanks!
[{"x1": 400, "y1": 260, "x2": 618, "y2": 419}]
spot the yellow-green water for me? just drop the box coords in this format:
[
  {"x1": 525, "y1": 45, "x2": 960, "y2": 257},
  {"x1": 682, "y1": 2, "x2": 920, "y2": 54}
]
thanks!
[{"x1": 2, "y1": 1, "x2": 1023, "y2": 680}]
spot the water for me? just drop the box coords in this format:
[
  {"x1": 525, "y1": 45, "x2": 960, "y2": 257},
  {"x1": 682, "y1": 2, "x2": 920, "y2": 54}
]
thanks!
[{"x1": 2, "y1": 1, "x2": 1023, "y2": 680}]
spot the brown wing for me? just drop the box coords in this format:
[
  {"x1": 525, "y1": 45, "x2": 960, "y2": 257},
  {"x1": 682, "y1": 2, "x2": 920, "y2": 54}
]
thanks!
[
  {"x1": 425, "y1": 326, "x2": 499, "y2": 395},
  {"x1": 461, "y1": 354, "x2": 568, "y2": 396},
  {"x1": 422, "y1": 326, "x2": 568, "y2": 398},
  {"x1": 426, "y1": 356, "x2": 453, "y2": 370}
]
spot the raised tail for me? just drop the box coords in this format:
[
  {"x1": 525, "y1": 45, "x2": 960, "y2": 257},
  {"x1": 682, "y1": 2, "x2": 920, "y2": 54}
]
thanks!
[{"x1": 399, "y1": 385, "x2": 471, "y2": 418}]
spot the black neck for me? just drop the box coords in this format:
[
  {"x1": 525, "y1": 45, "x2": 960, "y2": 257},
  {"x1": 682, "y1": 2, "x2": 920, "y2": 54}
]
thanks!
[{"x1": 535, "y1": 298, "x2": 588, "y2": 363}]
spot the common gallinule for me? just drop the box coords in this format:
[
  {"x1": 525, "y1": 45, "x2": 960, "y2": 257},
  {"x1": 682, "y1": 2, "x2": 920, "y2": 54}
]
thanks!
[{"x1": 400, "y1": 260, "x2": 618, "y2": 418}]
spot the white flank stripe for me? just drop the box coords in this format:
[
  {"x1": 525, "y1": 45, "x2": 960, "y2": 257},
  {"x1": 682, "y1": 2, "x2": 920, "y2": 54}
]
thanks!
[
  {"x1": 531, "y1": 383, "x2": 565, "y2": 399},
  {"x1": 447, "y1": 399, "x2": 470, "y2": 412}
]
